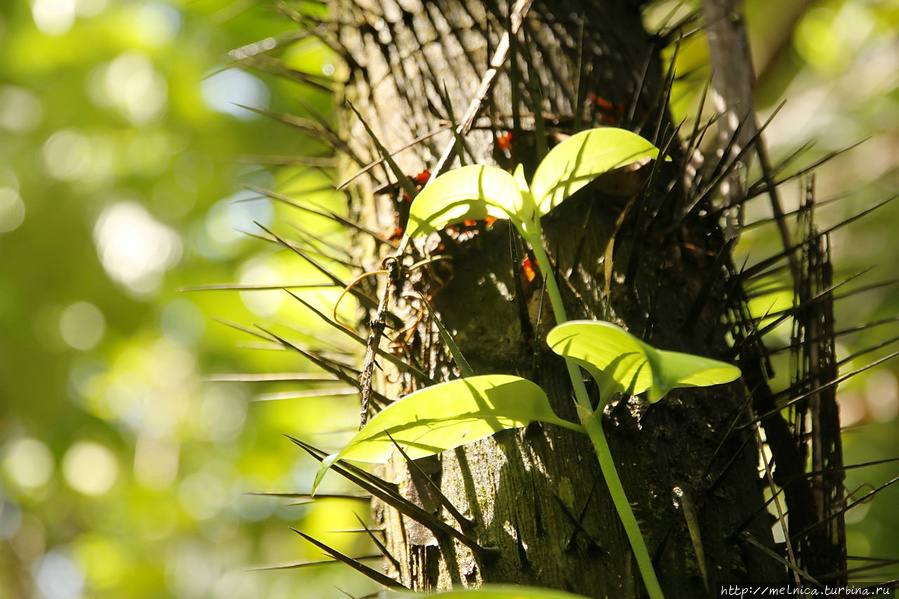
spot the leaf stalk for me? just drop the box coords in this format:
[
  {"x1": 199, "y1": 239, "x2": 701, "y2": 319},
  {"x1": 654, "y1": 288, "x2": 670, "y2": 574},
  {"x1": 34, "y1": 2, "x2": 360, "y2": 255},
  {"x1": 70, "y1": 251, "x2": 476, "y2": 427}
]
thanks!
[{"x1": 528, "y1": 235, "x2": 665, "y2": 599}]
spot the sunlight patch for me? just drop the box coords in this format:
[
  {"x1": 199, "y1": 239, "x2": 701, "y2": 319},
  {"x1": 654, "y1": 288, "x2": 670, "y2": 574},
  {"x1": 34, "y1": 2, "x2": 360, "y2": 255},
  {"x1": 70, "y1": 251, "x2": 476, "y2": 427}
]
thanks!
[
  {"x1": 94, "y1": 201, "x2": 182, "y2": 295},
  {"x1": 31, "y1": 0, "x2": 75, "y2": 36},
  {"x1": 201, "y1": 68, "x2": 269, "y2": 119},
  {"x1": 62, "y1": 441, "x2": 119, "y2": 496},
  {"x1": 59, "y1": 301, "x2": 105, "y2": 350},
  {"x1": 2, "y1": 438, "x2": 54, "y2": 491}
]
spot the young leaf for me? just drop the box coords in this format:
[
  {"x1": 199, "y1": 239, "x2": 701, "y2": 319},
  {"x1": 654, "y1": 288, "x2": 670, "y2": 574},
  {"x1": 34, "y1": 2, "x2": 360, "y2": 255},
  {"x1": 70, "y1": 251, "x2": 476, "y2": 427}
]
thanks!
[
  {"x1": 644, "y1": 346, "x2": 742, "y2": 402},
  {"x1": 547, "y1": 320, "x2": 654, "y2": 402},
  {"x1": 405, "y1": 165, "x2": 522, "y2": 238},
  {"x1": 512, "y1": 163, "x2": 530, "y2": 194},
  {"x1": 531, "y1": 128, "x2": 662, "y2": 216},
  {"x1": 547, "y1": 321, "x2": 741, "y2": 404},
  {"x1": 313, "y1": 374, "x2": 581, "y2": 491}
]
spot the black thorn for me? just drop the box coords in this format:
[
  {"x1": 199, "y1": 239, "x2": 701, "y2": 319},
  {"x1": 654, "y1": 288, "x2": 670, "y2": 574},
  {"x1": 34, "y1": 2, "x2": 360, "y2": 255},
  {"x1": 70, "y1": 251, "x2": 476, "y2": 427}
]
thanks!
[
  {"x1": 335, "y1": 123, "x2": 450, "y2": 191},
  {"x1": 729, "y1": 266, "x2": 874, "y2": 355},
  {"x1": 744, "y1": 140, "x2": 868, "y2": 201},
  {"x1": 285, "y1": 436, "x2": 492, "y2": 558},
  {"x1": 345, "y1": 101, "x2": 420, "y2": 201},
  {"x1": 551, "y1": 489, "x2": 599, "y2": 551},
  {"x1": 290, "y1": 528, "x2": 406, "y2": 589},
  {"x1": 737, "y1": 531, "x2": 820, "y2": 586},
  {"x1": 240, "y1": 228, "x2": 357, "y2": 271},
  {"x1": 353, "y1": 513, "x2": 402, "y2": 573},
  {"x1": 686, "y1": 101, "x2": 786, "y2": 220},
  {"x1": 734, "y1": 194, "x2": 897, "y2": 285},
  {"x1": 703, "y1": 403, "x2": 756, "y2": 491},
  {"x1": 257, "y1": 325, "x2": 362, "y2": 383},
  {"x1": 435, "y1": 81, "x2": 473, "y2": 167},
  {"x1": 790, "y1": 475, "x2": 899, "y2": 544},
  {"x1": 233, "y1": 105, "x2": 364, "y2": 165},
  {"x1": 515, "y1": 525, "x2": 533, "y2": 572},
  {"x1": 180, "y1": 281, "x2": 339, "y2": 292},
  {"x1": 285, "y1": 435, "x2": 398, "y2": 495},
  {"x1": 253, "y1": 221, "x2": 381, "y2": 311},
  {"x1": 246, "y1": 556, "x2": 382, "y2": 571},
  {"x1": 245, "y1": 491, "x2": 370, "y2": 502},
  {"x1": 287, "y1": 290, "x2": 434, "y2": 384},
  {"x1": 386, "y1": 432, "x2": 476, "y2": 531},
  {"x1": 247, "y1": 184, "x2": 397, "y2": 249},
  {"x1": 830, "y1": 558, "x2": 899, "y2": 580},
  {"x1": 682, "y1": 237, "x2": 736, "y2": 335},
  {"x1": 747, "y1": 348, "x2": 899, "y2": 426}
]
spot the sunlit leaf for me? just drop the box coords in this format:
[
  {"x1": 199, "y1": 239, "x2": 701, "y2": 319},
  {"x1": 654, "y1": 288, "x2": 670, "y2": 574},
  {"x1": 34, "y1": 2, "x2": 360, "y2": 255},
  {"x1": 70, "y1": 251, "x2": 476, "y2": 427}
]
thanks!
[
  {"x1": 382, "y1": 584, "x2": 592, "y2": 598},
  {"x1": 512, "y1": 163, "x2": 530, "y2": 194},
  {"x1": 644, "y1": 347, "x2": 743, "y2": 402},
  {"x1": 531, "y1": 128, "x2": 662, "y2": 216},
  {"x1": 313, "y1": 375, "x2": 580, "y2": 491},
  {"x1": 547, "y1": 320, "x2": 654, "y2": 401},
  {"x1": 547, "y1": 321, "x2": 741, "y2": 404},
  {"x1": 405, "y1": 165, "x2": 522, "y2": 237}
]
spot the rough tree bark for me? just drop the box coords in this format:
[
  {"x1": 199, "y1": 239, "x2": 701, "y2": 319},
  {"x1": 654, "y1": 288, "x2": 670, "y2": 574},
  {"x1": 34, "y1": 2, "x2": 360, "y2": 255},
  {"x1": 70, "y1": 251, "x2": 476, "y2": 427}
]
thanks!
[{"x1": 327, "y1": 0, "x2": 793, "y2": 595}]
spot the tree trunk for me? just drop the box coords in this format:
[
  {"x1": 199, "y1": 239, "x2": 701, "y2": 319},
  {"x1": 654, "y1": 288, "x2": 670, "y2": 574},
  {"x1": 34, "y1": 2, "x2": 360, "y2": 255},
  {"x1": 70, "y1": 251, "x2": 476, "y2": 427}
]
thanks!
[{"x1": 329, "y1": 0, "x2": 788, "y2": 595}]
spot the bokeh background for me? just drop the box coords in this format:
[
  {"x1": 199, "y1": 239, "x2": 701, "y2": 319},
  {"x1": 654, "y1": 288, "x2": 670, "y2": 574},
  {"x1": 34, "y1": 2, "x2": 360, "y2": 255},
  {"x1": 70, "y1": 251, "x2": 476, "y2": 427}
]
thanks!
[{"x1": 0, "y1": 0, "x2": 896, "y2": 597}]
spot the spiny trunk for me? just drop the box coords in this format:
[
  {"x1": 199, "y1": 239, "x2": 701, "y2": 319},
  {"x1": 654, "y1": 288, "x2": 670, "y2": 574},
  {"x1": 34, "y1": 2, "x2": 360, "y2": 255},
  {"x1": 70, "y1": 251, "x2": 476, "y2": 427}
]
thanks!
[{"x1": 330, "y1": 0, "x2": 786, "y2": 594}]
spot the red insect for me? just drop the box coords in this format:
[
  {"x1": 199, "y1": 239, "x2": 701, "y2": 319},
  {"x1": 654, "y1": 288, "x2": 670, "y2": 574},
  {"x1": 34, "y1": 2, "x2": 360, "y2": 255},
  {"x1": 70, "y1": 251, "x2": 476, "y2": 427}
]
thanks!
[
  {"x1": 410, "y1": 169, "x2": 431, "y2": 188},
  {"x1": 520, "y1": 255, "x2": 536, "y2": 283},
  {"x1": 587, "y1": 93, "x2": 626, "y2": 125}
]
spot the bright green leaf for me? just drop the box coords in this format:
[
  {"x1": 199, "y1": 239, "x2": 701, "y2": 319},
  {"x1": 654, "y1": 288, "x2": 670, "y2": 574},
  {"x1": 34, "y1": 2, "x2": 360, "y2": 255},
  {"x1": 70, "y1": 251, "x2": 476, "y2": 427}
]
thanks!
[
  {"x1": 547, "y1": 320, "x2": 654, "y2": 401},
  {"x1": 382, "y1": 584, "x2": 592, "y2": 599},
  {"x1": 531, "y1": 128, "x2": 662, "y2": 216},
  {"x1": 512, "y1": 163, "x2": 529, "y2": 194},
  {"x1": 313, "y1": 375, "x2": 581, "y2": 491},
  {"x1": 405, "y1": 165, "x2": 522, "y2": 238},
  {"x1": 644, "y1": 346, "x2": 743, "y2": 403},
  {"x1": 547, "y1": 321, "x2": 741, "y2": 404}
]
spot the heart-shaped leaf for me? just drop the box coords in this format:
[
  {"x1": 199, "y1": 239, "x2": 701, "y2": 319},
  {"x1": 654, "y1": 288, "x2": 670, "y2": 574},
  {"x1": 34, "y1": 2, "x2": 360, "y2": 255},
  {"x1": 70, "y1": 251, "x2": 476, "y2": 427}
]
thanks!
[
  {"x1": 405, "y1": 165, "x2": 522, "y2": 238},
  {"x1": 643, "y1": 345, "x2": 743, "y2": 402},
  {"x1": 547, "y1": 321, "x2": 741, "y2": 404},
  {"x1": 547, "y1": 320, "x2": 654, "y2": 402},
  {"x1": 531, "y1": 128, "x2": 662, "y2": 216},
  {"x1": 313, "y1": 374, "x2": 580, "y2": 491}
]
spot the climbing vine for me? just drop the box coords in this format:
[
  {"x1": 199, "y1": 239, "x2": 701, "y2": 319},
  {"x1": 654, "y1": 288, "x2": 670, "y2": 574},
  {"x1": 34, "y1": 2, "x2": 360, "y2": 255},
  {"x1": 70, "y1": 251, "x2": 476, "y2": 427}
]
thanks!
[{"x1": 311, "y1": 127, "x2": 743, "y2": 598}]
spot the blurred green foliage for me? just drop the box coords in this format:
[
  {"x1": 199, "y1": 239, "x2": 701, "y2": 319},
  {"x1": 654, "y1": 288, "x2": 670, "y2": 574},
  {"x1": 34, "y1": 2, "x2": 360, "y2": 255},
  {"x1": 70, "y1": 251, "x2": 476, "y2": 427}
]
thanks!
[
  {"x1": 0, "y1": 1, "x2": 370, "y2": 597},
  {"x1": 0, "y1": 0, "x2": 896, "y2": 597}
]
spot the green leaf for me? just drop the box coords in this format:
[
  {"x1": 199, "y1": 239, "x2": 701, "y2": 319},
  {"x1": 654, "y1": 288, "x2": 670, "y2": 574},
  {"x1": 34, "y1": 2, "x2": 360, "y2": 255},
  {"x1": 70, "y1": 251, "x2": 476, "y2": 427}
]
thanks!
[
  {"x1": 512, "y1": 162, "x2": 530, "y2": 194},
  {"x1": 381, "y1": 585, "x2": 593, "y2": 599},
  {"x1": 643, "y1": 346, "x2": 743, "y2": 403},
  {"x1": 547, "y1": 320, "x2": 654, "y2": 402},
  {"x1": 547, "y1": 321, "x2": 741, "y2": 404},
  {"x1": 530, "y1": 127, "x2": 662, "y2": 216},
  {"x1": 313, "y1": 375, "x2": 580, "y2": 491},
  {"x1": 404, "y1": 165, "x2": 522, "y2": 238}
]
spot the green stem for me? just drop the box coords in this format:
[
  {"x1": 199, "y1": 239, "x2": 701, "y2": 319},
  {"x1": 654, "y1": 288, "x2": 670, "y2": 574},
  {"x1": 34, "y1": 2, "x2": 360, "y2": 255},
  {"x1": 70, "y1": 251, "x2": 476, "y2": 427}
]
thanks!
[
  {"x1": 529, "y1": 237, "x2": 665, "y2": 599},
  {"x1": 582, "y1": 410, "x2": 664, "y2": 599}
]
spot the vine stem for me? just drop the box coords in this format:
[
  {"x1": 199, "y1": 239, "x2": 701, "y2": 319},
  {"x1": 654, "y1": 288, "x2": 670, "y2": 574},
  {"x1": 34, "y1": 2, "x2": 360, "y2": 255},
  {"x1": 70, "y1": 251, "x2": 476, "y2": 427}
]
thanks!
[{"x1": 528, "y1": 237, "x2": 665, "y2": 599}]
